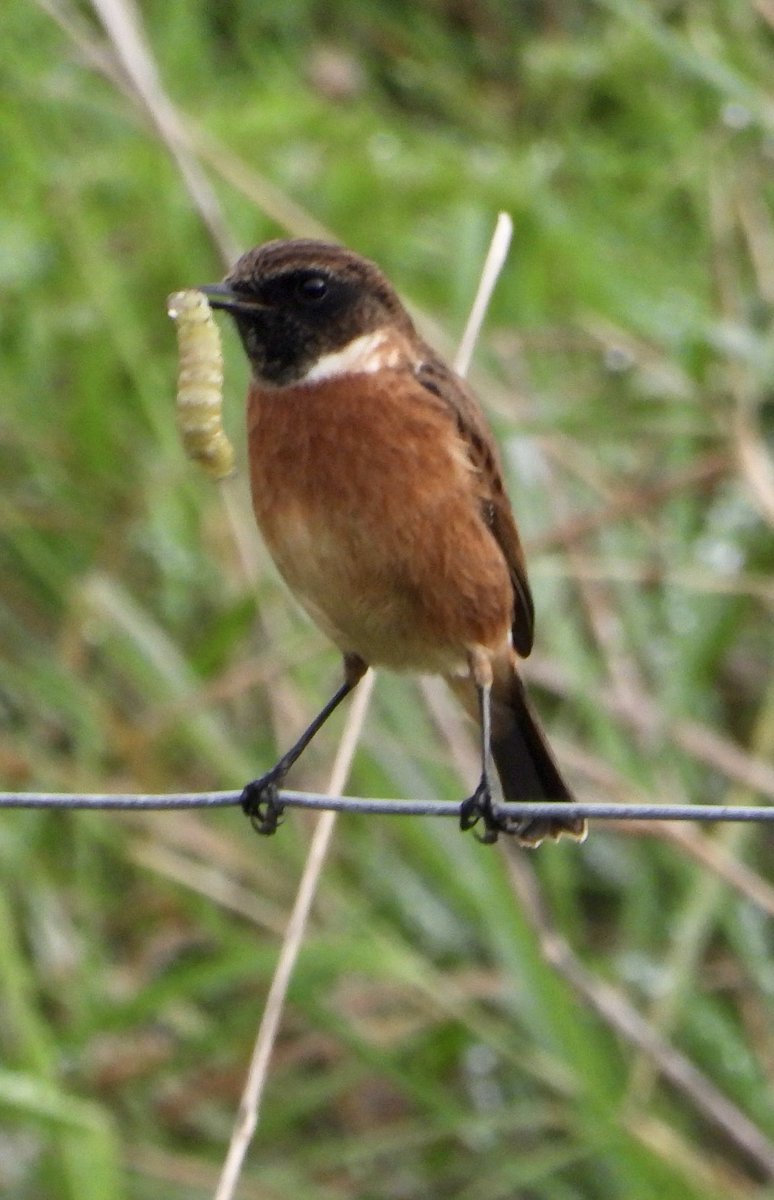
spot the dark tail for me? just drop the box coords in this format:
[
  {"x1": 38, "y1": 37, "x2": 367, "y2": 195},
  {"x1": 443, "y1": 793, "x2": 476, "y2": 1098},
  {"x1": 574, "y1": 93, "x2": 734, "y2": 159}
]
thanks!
[{"x1": 489, "y1": 672, "x2": 586, "y2": 847}]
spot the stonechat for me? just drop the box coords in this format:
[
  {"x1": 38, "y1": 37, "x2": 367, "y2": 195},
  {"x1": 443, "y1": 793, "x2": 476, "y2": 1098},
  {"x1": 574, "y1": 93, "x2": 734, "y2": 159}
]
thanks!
[{"x1": 202, "y1": 239, "x2": 585, "y2": 846}]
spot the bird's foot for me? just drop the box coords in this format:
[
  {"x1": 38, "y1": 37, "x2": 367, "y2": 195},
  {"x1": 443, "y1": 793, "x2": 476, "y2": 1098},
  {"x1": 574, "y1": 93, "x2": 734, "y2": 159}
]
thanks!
[
  {"x1": 240, "y1": 769, "x2": 287, "y2": 836},
  {"x1": 459, "y1": 777, "x2": 502, "y2": 844}
]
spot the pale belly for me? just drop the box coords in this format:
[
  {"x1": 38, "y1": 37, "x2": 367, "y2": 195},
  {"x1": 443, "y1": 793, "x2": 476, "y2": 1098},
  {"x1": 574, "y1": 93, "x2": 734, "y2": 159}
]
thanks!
[{"x1": 262, "y1": 502, "x2": 472, "y2": 674}]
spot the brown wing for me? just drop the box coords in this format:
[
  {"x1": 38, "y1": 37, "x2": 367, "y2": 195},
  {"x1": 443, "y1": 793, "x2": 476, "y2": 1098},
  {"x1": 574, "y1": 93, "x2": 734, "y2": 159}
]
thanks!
[{"x1": 415, "y1": 354, "x2": 535, "y2": 657}]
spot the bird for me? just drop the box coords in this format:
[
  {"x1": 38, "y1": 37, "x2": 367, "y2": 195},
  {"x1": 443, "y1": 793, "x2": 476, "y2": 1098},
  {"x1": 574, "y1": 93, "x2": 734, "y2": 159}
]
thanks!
[{"x1": 201, "y1": 238, "x2": 586, "y2": 847}]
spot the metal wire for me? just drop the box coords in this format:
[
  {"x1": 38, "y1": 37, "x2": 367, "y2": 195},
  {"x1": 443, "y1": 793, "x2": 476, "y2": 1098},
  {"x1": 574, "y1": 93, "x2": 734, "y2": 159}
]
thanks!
[{"x1": 0, "y1": 791, "x2": 771, "y2": 822}]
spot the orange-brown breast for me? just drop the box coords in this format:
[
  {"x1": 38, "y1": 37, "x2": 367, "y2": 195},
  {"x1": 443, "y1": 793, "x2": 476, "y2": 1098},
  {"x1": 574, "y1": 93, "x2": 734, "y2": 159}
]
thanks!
[{"x1": 246, "y1": 369, "x2": 513, "y2": 674}]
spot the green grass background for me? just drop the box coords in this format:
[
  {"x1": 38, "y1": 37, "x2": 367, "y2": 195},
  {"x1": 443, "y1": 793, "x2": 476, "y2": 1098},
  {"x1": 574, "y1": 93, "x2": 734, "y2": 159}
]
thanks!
[{"x1": 1, "y1": 1, "x2": 773, "y2": 1197}]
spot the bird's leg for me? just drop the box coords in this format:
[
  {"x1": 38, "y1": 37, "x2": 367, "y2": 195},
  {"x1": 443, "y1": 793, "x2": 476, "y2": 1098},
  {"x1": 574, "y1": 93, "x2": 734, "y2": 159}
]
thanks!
[
  {"x1": 241, "y1": 654, "x2": 368, "y2": 835},
  {"x1": 459, "y1": 651, "x2": 501, "y2": 843}
]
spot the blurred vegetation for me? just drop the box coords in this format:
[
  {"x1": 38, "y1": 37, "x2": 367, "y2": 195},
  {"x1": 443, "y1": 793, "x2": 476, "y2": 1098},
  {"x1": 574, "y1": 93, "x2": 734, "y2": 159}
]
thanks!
[{"x1": 1, "y1": 1, "x2": 773, "y2": 1197}]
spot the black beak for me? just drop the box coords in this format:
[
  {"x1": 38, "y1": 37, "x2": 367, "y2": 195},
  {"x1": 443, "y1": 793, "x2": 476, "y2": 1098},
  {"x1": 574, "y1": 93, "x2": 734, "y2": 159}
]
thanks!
[{"x1": 198, "y1": 283, "x2": 263, "y2": 316}]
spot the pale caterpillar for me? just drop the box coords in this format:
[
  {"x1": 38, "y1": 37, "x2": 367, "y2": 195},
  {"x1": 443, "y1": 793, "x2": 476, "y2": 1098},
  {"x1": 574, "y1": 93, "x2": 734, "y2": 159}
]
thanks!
[{"x1": 166, "y1": 289, "x2": 235, "y2": 480}]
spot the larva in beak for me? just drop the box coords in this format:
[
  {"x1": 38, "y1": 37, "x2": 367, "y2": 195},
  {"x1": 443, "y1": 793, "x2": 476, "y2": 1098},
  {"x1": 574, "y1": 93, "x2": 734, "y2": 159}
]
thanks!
[{"x1": 167, "y1": 289, "x2": 235, "y2": 480}]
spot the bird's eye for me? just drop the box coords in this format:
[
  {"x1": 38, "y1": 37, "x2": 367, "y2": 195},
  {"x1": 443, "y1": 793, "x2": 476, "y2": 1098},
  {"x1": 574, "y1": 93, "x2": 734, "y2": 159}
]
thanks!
[{"x1": 295, "y1": 275, "x2": 329, "y2": 304}]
